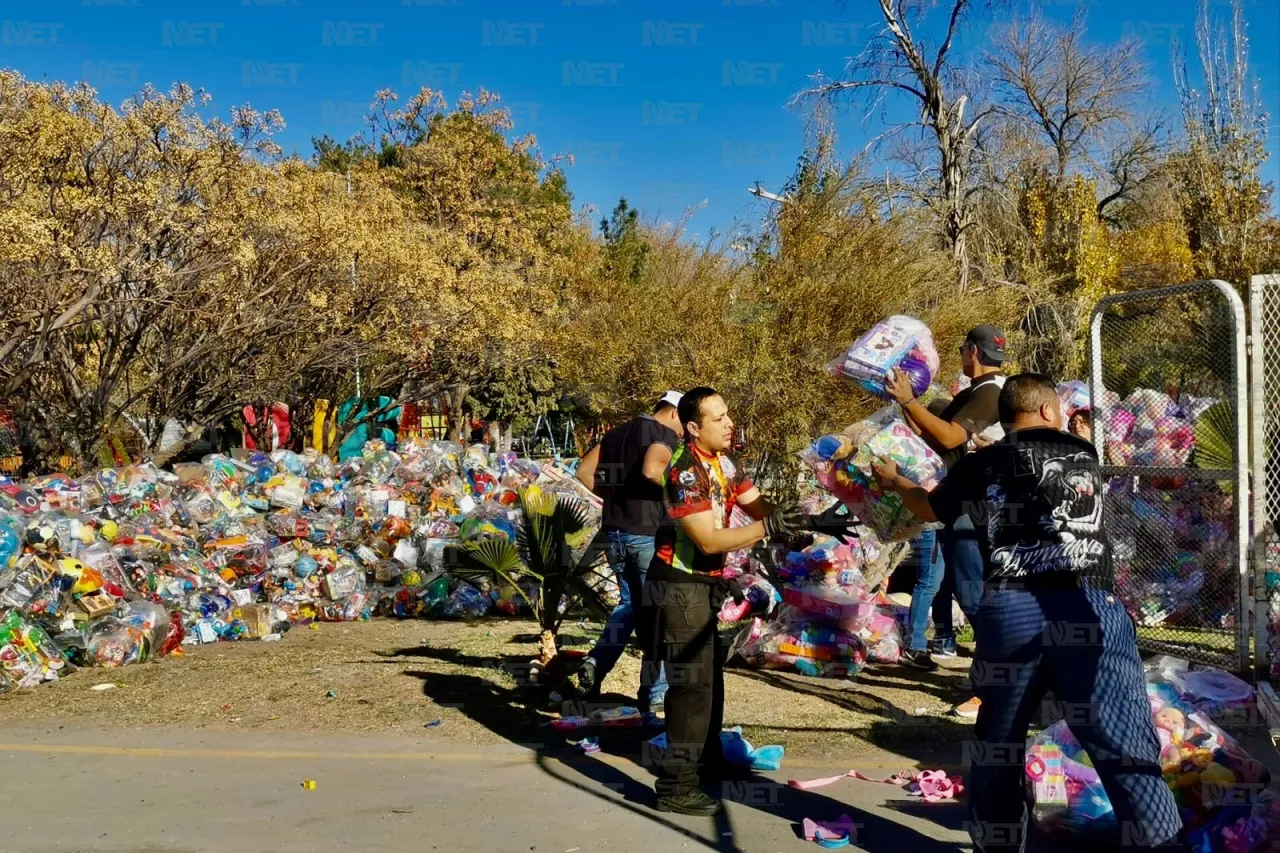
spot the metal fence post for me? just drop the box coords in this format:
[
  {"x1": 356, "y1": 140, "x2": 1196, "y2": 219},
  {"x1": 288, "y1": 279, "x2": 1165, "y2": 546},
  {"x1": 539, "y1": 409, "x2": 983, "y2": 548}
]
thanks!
[
  {"x1": 1251, "y1": 274, "x2": 1280, "y2": 677},
  {"x1": 1088, "y1": 280, "x2": 1250, "y2": 670}
]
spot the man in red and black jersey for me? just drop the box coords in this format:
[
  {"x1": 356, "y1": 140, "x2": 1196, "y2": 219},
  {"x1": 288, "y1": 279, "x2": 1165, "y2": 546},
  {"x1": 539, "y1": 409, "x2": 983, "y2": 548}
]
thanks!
[{"x1": 643, "y1": 386, "x2": 802, "y2": 816}]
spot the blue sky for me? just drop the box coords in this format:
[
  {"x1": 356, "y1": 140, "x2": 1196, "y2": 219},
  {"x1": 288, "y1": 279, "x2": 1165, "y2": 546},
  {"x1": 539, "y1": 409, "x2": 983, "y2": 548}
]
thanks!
[{"x1": 2, "y1": 0, "x2": 1277, "y2": 239}]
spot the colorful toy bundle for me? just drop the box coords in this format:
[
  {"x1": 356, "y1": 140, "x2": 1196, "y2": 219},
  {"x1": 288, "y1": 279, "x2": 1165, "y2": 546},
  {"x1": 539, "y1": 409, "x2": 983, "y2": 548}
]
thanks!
[
  {"x1": 0, "y1": 608, "x2": 71, "y2": 691},
  {"x1": 717, "y1": 572, "x2": 780, "y2": 624},
  {"x1": 1107, "y1": 480, "x2": 1235, "y2": 631},
  {"x1": 1104, "y1": 389, "x2": 1205, "y2": 468},
  {"x1": 827, "y1": 316, "x2": 940, "y2": 401},
  {"x1": 0, "y1": 431, "x2": 611, "y2": 691},
  {"x1": 1026, "y1": 665, "x2": 1272, "y2": 852},
  {"x1": 717, "y1": 504, "x2": 781, "y2": 623},
  {"x1": 1266, "y1": 540, "x2": 1280, "y2": 679},
  {"x1": 733, "y1": 608, "x2": 869, "y2": 678},
  {"x1": 802, "y1": 408, "x2": 945, "y2": 542},
  {"x1": 730, "y1": 533, "x2": 905, "y2": 678},
  {"x1": 775, "y1": 534, "x2": 866, "y2": 595}
]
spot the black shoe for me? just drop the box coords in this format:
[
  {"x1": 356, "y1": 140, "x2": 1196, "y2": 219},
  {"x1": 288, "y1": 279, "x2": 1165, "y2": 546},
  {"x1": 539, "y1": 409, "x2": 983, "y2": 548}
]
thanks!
[
  {"x1": 656, "y1": 789, "x2": 723, "y2": 816},
  {"x1": 928, "y1": 638, "x2": 958, "y2": 658},
  {"x1": 899, "y1": 649, "x2": 938, "y2": 672},
  {"x1": 576, "y1": 657, "x2": 598, "y2": 697}
]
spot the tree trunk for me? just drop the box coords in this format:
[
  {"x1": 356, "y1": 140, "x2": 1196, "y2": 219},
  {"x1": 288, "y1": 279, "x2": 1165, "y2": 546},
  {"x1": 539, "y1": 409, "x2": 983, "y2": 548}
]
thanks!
[
  {"x1": 538, "y1": 628, "x2": 558, "y2": 665},
  {"x1": 448, "y1": 384, "x2": 470, "y2": 443}
]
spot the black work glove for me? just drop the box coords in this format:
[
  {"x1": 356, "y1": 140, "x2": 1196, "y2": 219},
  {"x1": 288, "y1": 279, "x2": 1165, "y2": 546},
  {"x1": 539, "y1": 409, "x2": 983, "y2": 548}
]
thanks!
[
  {"x1": 762, "y1": 500, "x2": 804, "y2": 541},
  {"x1": 709, "y1": 577, "x2": 744, "y2": 611}
]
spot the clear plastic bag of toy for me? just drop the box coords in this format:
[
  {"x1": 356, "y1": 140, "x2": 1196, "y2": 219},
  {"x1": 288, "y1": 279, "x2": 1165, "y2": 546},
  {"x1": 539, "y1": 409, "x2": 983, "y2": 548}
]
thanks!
[
  {"x1": 733, "y1": 606, "x2": 867, "y2": 678},
  {"x1": 857, "y1": 593, "x2": 904, "y2": 663},
  {"x1": 802, "y1": 409, "x2": 945, "y2": 542},
  {"x1": 718, "y1": 573, "x2": 779, "y2": 624},
  {"x1": 1025, "y1": 721, "x2": 1117, "y2": 840},
  {"x1": 1027, "y1": 670, "x2": 1272, "y2": 842},
  {"x1": 0, "y1": 608, "x2": 73, "y2": 691},
  {"x1": 827, "y1": 316, "x2": 939, "y2": 400},
  {"x1": 441, "y1": 582, "x2": 490, "y2": 619},
  {"x1": 83, "y1": 616, "x2": 152, "y2": 668},
  {"x1": 316, "y1": 591, "x2": 370, "y2": 622}
]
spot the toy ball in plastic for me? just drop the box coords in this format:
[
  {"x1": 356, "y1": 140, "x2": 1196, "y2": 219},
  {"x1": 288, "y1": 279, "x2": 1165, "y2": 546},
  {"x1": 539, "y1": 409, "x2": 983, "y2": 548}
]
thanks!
[
  {"x1": 99, "y1": 520, "x2": 119, "y2": 542},
  {"x1": 401, "y1": 569, "x2": 423, "y2": 588},
  {"x1": 26, "y1": 524, "x2": 55, "y2": 549},
  {"x1": 896, "y1": 354, "x2": 934, "y2": 399}
]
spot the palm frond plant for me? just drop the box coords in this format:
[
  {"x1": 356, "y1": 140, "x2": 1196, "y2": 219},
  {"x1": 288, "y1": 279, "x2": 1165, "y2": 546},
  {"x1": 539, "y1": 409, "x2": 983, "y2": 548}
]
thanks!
[
  {"x1": 455, "y1": 486, "x2": 611, "y2": 664},
  {"x1": 1192, "y1": 401, "x2": 1237, "y2": 472}
]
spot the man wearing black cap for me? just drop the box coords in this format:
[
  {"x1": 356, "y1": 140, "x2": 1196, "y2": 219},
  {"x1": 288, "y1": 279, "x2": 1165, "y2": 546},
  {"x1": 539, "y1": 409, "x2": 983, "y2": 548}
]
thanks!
[
  {"x1": 885, "y1": 325, "x2": 1006, "y2": 715},
  {"x1": 574, "y1": 391, "x2": 684, "y2": 714}
]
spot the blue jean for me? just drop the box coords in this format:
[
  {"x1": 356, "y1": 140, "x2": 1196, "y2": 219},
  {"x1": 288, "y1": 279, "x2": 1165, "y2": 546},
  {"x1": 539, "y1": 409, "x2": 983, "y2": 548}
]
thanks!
[
  {"x1": 966, "y1": 579, "x2": 1181, "y2": 853},
  {"x1": 934, "y1": 514, "x2": 985, "y2": 643},
  {"x1": 587, "y1": 528, "x2": 667, "y2": 709},
  {"x1": 906, "y1": 528, "x2": 945, "y2": 651}
]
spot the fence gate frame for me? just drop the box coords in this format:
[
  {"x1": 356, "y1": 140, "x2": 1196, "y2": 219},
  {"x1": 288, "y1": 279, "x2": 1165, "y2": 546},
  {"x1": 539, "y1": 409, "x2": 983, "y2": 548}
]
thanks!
[
  {"x1": 1088, "y1": 279, "x2": 1251, "y2": 672},
  {"x1": 1251, "y1": 275, "x2": 1280, "y2": 677}
]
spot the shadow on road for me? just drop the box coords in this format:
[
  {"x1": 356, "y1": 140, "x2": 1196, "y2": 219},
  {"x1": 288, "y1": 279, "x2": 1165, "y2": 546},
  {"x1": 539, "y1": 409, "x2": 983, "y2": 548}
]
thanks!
[{"x1": 402, "y1": 637, "x2": 970, "y2": 853}]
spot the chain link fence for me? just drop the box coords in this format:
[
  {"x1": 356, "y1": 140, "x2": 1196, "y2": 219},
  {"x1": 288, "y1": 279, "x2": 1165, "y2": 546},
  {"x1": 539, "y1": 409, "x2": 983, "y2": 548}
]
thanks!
[
  {"x1": 1089, "y1": 281, "x2": 1250, "y2": 670},
  {"x1": 1250, "y1": 274, "x2": 1280, "y2": 678}
]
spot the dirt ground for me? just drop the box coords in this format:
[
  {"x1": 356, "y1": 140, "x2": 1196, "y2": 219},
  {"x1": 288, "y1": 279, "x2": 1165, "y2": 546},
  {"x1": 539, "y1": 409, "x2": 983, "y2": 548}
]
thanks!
[
  {"x1": 6, "y1": 616, "x2": 1275, "y2": 775},
  {"x1": 0, "y1": 617, "x2": 981, "y2": 766}
]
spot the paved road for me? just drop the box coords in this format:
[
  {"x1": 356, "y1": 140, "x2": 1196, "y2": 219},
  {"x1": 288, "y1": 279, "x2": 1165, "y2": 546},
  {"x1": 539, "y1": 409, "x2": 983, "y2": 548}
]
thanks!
[{"x1": 1, "y1": 726, "x2": 971, "y2": 853}]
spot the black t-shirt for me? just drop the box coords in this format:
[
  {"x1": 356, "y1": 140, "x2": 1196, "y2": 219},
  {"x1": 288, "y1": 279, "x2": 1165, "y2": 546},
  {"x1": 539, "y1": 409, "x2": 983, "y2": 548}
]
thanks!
[
  {"x1": 927, "y1": 428, "x2": 1114, "y2": 591},
  {"x1": 594, "y1": 415, "x2": 679, "y2": 536},
  {"x1": 929, "y1": 373, "x2": 1003, "y2": 469}
]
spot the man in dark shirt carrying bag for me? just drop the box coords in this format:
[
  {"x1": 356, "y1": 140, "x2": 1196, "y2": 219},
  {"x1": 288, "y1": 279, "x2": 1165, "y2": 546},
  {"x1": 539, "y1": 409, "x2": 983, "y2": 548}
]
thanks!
[
  {"x1": 875, "y1": 374, "x2": 1183, "y2": 853},
  {"x1": 887, "y1": 326, "x2": 1005, "y2": 715},
  {"x1": 574, "y1": 391, "x2": 684, "y2": 712}
]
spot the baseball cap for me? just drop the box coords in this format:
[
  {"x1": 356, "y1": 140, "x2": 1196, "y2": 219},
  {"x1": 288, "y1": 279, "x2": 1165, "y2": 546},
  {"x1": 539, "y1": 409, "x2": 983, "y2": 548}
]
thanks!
[
  {"x1": 965, "y1": 325, "x2": 1008, "y2": 365},
  {"x1": 656, "y1": 390, "x2": 684, "y2": 410}
]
